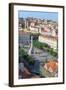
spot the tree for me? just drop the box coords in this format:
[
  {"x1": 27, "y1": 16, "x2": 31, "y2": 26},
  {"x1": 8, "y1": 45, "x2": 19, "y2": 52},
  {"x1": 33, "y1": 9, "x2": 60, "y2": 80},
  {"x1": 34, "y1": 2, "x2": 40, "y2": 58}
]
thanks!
[{"x1": 19, "y1": 48, "x2": 35, "y2": 65}]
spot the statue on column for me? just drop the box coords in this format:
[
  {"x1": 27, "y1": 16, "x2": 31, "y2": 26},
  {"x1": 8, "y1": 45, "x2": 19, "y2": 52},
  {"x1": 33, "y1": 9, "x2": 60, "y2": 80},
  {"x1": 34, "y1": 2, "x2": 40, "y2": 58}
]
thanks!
[{"x1": 28, "y1": 36, "x2": 34, "y2": 55}]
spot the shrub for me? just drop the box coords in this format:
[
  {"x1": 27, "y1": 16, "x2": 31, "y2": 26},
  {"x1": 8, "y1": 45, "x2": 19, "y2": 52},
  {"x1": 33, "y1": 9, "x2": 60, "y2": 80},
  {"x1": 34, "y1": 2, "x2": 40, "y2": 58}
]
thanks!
[
  {"x1": 33, "y1": 40, "x2": 57, "y2": 57},
  {"x1": 19, "y1": 48, "x2": 35, "y2": 65},
  {"x1": 33, "y1": 40, "x2": 44, "y2": 49}
]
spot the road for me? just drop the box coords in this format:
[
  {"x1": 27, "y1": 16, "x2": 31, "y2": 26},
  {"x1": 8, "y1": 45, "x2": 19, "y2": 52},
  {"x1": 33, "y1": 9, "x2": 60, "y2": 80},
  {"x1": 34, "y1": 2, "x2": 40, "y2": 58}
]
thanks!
[{"x1": 31, "y1": 47, "x2": 57, "y2": 62}]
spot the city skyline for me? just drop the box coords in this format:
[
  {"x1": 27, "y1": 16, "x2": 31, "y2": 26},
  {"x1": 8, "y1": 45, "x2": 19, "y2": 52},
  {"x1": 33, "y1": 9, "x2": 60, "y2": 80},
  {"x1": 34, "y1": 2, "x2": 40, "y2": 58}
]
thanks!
[{"x1": 18, "y1": 11, "x2": 58, "y2": 22}]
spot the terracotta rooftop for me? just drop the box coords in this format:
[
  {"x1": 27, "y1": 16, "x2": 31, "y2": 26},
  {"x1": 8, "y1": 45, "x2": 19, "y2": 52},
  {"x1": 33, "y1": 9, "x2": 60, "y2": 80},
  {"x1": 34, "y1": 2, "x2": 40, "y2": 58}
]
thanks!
[
  {"x1": 19, "y1": 67, "x2": 32, "y2": 79},
  {"x1": 44, "y1": 60, "x2": 58, "y2": 73}
]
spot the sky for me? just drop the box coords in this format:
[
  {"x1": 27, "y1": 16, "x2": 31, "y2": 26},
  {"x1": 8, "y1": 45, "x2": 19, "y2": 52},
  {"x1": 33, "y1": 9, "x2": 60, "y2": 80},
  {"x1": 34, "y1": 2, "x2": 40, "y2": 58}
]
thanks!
[{"x1": 18, "y1": 11, "x2": 58, "y2": 22}]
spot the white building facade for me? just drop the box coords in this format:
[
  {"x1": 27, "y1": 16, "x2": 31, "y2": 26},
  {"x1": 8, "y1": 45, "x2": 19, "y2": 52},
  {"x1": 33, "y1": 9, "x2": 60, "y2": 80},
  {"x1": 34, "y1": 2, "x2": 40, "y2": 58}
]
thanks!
[{"x1": 39, "y1": 35, "x2": 57, "y2": 51}]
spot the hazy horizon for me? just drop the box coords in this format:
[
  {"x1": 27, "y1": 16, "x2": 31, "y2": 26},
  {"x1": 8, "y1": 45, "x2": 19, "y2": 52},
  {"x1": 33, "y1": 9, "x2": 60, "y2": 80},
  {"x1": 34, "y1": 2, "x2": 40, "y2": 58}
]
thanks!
[{"x1": 18, "y1": 10, "x2": 58, "y2": 22}]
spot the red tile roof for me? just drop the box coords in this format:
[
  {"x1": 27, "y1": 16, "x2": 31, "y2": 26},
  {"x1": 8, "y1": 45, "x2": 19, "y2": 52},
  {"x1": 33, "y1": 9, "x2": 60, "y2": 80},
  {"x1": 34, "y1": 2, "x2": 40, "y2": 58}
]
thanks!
[{"x1": 44, "y1": 60, "x2": 58, "y2": 73}]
